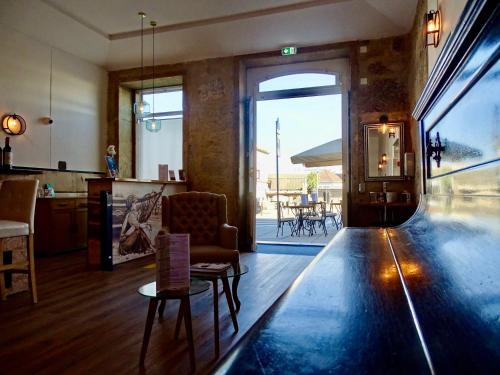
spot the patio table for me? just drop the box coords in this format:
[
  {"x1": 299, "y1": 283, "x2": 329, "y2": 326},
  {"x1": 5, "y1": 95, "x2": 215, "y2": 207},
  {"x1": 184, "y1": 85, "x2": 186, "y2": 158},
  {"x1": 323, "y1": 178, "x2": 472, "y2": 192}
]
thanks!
[{"x1": 286, "y1": 203, "x2": 318, "y2": 236}]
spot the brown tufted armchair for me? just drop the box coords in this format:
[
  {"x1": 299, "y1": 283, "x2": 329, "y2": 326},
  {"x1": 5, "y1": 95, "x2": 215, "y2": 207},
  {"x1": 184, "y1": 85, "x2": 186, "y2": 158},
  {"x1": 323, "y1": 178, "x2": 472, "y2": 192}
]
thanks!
[{"x1": 162, "y1": 191, "x2": 242, "y2": 309}]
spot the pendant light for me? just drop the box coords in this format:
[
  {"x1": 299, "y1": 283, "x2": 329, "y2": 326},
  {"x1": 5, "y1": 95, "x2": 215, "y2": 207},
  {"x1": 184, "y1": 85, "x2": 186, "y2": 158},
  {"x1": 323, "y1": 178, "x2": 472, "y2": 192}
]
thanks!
[
  {"x1": 145, "y1": 20, "x2": 161, "y2": 133},
  {"x1": 133, "y1": 11, "x2": 150, "y2": 118}
]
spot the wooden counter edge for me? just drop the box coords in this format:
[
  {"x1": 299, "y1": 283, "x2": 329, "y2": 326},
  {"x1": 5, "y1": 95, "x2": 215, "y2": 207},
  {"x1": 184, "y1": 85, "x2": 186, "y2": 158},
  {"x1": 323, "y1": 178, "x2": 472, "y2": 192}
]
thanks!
[{"x1": 85, "y1": 177, "x2": 186, "y2": 184}]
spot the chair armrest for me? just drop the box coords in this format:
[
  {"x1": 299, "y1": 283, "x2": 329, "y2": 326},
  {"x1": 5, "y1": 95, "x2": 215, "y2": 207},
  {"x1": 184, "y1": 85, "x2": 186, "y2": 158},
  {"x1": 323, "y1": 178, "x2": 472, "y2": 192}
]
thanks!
[
  {"x1": 220, "y1": 224, "x2": 238, "y2": 249},
  {"x1": 159, "y1": 226, "x2": 171, "y2": 234}
]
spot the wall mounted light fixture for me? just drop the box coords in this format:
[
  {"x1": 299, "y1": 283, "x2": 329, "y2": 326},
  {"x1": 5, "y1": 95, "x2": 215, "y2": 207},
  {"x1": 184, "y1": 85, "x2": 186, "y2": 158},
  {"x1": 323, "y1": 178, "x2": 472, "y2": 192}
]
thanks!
[
  {"x1": 425, "y1": 10, "x2": 441, "y2": 48},
  {"x1": 2, "y1": 114, "x2": 26, "y2": 135},
  {"x1": 379, "y1": 114, "x2": 389, "y2": 134}
]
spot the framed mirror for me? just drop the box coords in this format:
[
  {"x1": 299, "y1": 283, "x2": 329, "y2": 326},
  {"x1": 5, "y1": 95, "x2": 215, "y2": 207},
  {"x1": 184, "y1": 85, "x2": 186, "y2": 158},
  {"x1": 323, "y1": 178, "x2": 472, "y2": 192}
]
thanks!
[{"x1": 364, "y1": 122, "x2": 404, "y2": 181}]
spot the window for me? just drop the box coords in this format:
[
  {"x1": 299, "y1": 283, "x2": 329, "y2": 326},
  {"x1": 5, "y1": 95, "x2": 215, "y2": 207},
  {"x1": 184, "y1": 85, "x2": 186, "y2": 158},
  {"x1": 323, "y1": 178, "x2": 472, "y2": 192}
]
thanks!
[
  {"x1": 136, "y1": 85, "x2": 183, "y2": 180},
  {"x1": 259, "y1": 73, "x2": 336, "y2": 92}
]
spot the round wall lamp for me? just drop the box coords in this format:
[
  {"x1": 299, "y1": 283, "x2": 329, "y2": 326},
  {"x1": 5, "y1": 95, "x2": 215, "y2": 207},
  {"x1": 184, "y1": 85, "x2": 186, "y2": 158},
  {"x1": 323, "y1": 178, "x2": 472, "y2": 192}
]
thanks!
[{"x1": 2, "y1": 114, "x2": 27, "y2": 135}]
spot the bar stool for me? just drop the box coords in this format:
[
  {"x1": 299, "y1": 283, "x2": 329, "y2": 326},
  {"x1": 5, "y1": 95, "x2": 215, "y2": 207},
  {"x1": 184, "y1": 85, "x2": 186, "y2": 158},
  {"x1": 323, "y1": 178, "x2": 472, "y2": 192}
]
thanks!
[{"x1": 0, "y1": 179, "x2": 39, "y2": 303}]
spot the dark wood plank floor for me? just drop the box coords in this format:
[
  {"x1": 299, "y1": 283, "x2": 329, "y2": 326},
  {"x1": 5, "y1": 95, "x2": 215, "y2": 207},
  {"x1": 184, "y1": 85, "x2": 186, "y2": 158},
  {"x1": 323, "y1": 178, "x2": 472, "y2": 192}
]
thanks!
[{"x1": 0, "y1": 250, "x2": 313, "y2": 374}]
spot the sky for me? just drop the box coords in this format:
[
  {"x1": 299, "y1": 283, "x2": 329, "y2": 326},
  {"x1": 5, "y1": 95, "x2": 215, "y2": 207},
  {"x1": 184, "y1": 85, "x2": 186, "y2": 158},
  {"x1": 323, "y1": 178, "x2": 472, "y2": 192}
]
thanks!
[{"x1": 256, "y1": 74, "x2": 342, "y2": 175}]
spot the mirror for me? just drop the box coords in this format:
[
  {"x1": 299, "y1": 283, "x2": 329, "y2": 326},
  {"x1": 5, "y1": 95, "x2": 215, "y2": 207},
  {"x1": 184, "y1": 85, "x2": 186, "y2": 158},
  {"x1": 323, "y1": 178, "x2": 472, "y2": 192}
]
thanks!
[{"x1": 364, "y1": 122, "x2": 404, "y2": 180}]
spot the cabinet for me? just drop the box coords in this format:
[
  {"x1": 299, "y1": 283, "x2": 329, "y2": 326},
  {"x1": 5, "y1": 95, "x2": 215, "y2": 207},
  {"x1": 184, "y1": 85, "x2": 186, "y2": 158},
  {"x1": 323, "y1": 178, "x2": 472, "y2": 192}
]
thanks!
[{"x1": 35, "y1": 198, "x2": 88, "y2": 256}]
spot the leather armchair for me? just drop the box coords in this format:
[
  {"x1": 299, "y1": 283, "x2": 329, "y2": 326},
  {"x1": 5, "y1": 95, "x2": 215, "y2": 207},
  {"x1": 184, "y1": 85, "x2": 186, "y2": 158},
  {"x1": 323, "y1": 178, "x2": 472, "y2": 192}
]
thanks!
[{"x1": 162, "y1": 191, "x2": 242, "y2": 307}]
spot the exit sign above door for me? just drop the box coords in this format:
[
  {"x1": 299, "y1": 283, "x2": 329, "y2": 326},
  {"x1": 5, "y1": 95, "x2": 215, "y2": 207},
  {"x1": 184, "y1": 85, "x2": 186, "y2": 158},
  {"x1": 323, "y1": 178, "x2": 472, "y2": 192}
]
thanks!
[{"x1": 281, "y1": 46, "x2": 297, "y2": 56}]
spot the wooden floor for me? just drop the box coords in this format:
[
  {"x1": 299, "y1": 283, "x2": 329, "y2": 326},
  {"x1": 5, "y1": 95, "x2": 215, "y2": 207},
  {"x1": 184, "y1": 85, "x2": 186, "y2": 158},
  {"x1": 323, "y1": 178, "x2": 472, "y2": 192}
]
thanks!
[{"x1": 0, "y1": 250, "x2": 312, "y2": 374}]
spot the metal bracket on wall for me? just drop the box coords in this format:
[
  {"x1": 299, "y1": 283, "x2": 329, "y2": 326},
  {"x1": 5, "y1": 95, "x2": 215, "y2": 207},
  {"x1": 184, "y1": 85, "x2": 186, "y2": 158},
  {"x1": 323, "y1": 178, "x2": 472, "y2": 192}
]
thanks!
[{"x1": 427, "y1": 132, "x2": 445, "y2": 168}]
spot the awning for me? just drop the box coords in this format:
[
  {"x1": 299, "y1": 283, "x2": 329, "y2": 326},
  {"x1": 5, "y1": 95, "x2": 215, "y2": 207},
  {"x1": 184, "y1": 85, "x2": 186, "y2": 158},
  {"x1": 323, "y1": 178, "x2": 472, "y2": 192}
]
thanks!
[{"x1": 290, "y1": 138, "x2": 342, "y2": 167}]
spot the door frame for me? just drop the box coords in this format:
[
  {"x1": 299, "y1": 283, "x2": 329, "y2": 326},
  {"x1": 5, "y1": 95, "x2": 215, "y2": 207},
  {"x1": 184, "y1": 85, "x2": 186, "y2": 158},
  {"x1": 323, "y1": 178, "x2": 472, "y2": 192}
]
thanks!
[{"x1": 246, "y1": 59, "x2": 351, "y2": 250}]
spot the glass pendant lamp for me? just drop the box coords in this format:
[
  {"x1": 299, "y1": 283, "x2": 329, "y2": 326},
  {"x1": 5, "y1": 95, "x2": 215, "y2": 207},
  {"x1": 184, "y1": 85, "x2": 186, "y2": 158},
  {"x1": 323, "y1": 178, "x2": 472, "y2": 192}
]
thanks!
[
  {"x1": 133, "y1": 11, "x2": 150, "y2": 119},
  {"x1": 145, "y1": 21, "x2": 161, "y2": 133}
]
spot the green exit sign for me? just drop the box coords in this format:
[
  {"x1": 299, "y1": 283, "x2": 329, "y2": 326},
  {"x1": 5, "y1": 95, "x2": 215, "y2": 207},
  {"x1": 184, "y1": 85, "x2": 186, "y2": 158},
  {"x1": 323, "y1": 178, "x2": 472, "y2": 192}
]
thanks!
[{"x1": 281, "y1": 46, "x2": 297, "y2": 56}]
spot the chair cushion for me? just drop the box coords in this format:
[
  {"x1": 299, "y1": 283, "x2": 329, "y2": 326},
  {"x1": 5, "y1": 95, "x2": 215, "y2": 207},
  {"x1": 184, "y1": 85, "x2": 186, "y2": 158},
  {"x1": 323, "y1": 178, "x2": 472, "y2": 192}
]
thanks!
[
  {"x1": 0, "y1": 220, "x2": 29, "y2": 238},
  {"x1": 190, "y1": 245, "x2": 239, "y2": 264}
]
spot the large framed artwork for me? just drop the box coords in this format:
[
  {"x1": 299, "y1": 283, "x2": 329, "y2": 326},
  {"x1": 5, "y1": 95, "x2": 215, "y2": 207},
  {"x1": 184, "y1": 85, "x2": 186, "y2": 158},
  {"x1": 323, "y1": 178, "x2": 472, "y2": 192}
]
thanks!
[{"x1": 112, "y1": 183, "x2": 165, "y2": 264}]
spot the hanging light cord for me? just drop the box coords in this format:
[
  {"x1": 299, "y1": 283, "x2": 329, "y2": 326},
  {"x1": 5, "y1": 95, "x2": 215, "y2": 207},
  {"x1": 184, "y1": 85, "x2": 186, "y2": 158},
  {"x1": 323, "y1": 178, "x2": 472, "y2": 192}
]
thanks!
[
  {"x1": 141, "y1": 14, "x2": 144, "y2": 94},
  {"x1": 152, "y1": 21, "x2": 155, "y2": 117}
]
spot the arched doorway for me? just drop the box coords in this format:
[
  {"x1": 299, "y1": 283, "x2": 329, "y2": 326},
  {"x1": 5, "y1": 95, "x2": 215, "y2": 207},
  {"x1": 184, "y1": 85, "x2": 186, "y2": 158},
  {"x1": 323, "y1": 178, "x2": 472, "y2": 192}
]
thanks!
[{"x1": 246, "y1": 59, "x2": 350, "y2": 250}]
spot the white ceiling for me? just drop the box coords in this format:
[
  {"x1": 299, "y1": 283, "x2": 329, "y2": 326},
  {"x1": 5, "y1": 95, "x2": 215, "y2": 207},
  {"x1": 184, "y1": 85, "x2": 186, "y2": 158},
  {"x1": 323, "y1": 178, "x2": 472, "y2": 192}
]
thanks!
[
  {"x1": 1, "y1": 0, "x2": 418, "y2": 70},
  {"x1": 43, "y1": 0, "x2": 315, "y2": 36}
]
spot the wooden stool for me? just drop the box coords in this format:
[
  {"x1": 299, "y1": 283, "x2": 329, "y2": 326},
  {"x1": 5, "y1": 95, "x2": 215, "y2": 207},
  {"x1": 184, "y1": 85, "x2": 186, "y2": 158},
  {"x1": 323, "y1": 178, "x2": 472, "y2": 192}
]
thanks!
[{"x1": 0, "y1": 179, "x2": 39, "y2": 304}]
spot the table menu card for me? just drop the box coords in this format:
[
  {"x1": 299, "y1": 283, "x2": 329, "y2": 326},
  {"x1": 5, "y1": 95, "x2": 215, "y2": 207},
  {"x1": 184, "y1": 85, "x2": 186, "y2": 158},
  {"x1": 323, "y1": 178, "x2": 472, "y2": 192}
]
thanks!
[
  {"x1": 168, "y1": 170, "x2": 176, "y2": 181},
  {"x1": 155, "y1": 230, "x2": 190, "y2": 294},
  {"x1": 159, "y1": 164, "x2": 169, "y2": 181}
]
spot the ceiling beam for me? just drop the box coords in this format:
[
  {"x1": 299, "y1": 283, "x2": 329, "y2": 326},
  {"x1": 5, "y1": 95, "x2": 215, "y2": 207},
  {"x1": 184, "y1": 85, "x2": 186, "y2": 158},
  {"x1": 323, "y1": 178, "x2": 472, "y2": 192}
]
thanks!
[{"x1": 110, "y1": 0, "x2": 350, "y2": 40}]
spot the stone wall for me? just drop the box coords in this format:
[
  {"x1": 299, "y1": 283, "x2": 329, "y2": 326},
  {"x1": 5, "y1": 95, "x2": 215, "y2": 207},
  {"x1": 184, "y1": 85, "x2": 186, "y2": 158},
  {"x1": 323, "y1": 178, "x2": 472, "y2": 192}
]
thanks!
[
  {"x1": 349, "y1": 35, "x2": 415, "y2": 226},
  {"x1": 183, "y1": 58, "x2": 239, "y2": 225},
  {"x1": 408, "y1": 0, "x2": 429, "y2": 199},
  {"x1": 118, "y1": 86, "x2": 134, "y2": 178}
]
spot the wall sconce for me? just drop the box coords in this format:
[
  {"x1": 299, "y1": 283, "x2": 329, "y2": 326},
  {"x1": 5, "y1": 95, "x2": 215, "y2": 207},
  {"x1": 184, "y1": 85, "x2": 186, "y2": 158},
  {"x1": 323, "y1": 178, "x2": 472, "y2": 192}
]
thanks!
[
  {"x1": 2, "y1": 114, "x2": 26, "y2": 135},
  {"x1": 378, "y1": 161, "x2": 383, "y2": 170},
  {"x1": 382, "y1": 153, "x2": 388, "y2": 164},
  {"x1": 425, "y1": 10, "x2": 441, "y2": 48},
  {"x1": 379, "y1": 114, "x2": 389, "y2": 134}
]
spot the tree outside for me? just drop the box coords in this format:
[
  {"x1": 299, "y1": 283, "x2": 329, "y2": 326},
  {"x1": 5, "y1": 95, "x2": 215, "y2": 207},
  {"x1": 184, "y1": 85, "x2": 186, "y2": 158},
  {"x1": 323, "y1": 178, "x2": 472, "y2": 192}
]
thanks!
[{"x1": 307, "y1": 172, "x2": 318, "y2": 193}]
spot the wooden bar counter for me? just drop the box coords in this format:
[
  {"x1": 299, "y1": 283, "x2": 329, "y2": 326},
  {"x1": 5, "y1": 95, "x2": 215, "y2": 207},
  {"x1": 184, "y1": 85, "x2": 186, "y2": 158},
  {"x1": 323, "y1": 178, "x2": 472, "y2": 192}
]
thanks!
[{"x1": 86, "y1": 178, "x2": 186, "y2": 270}]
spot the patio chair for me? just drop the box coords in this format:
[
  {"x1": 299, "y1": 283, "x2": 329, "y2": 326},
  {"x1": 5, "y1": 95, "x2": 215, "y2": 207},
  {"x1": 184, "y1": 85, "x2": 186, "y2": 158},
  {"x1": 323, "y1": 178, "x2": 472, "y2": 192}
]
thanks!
[
  {"x1": 326, "y1": 202, "x2": 340, "y2": 230},
  {"x1": 277, "y1": 202, "x2": 296, "y2": 237},
  {"x1": 306, "y1": 202, "x2": 327, "y2": 236},
  {"x1": 331, "y1": 201, "x2": 343, "y2": 229}
]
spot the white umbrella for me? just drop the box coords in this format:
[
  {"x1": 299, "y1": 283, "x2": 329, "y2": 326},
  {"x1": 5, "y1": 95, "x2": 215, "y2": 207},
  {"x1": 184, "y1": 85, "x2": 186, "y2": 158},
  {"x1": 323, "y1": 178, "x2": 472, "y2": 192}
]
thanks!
[{"x1": 290, "y1": 138, "x2": 342, "y2": 167}]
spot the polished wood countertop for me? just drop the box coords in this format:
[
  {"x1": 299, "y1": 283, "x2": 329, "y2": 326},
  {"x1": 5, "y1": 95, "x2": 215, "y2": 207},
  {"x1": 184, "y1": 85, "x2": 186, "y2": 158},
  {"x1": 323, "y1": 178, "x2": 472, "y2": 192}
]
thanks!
[
  {"x1": 217, "y1": 228, "x2": 431, "y2": 374},
  {"x1": 86, "y1": 177, "x2": 186, "y2": 184}
]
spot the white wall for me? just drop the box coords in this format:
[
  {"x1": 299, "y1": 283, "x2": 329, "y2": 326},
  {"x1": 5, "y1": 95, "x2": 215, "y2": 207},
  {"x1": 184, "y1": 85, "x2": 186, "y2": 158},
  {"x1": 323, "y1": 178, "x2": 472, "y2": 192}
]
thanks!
[
  {"x1": 427, "y1": 0, "x2": 468, "y2": 72},
  {"x1": 0, "y1": 23, "x2": 107, "y2": 172},
  {"x1": 0, "y1": 0, "x2": 109, "y2": 66}
]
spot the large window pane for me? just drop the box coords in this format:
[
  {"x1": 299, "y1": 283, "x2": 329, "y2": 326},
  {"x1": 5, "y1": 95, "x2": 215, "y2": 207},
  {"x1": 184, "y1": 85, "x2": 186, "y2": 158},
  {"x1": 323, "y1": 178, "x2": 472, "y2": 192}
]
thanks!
[
  {"x1": 143, "y1": 88, "x2": 182, "y2": 113},
  {"x1": 136, "y1": 85, "x2": 183, "y2": 180},
  {"x1": 136, "y1": 117, "x2": 183, "y2": 180}
]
